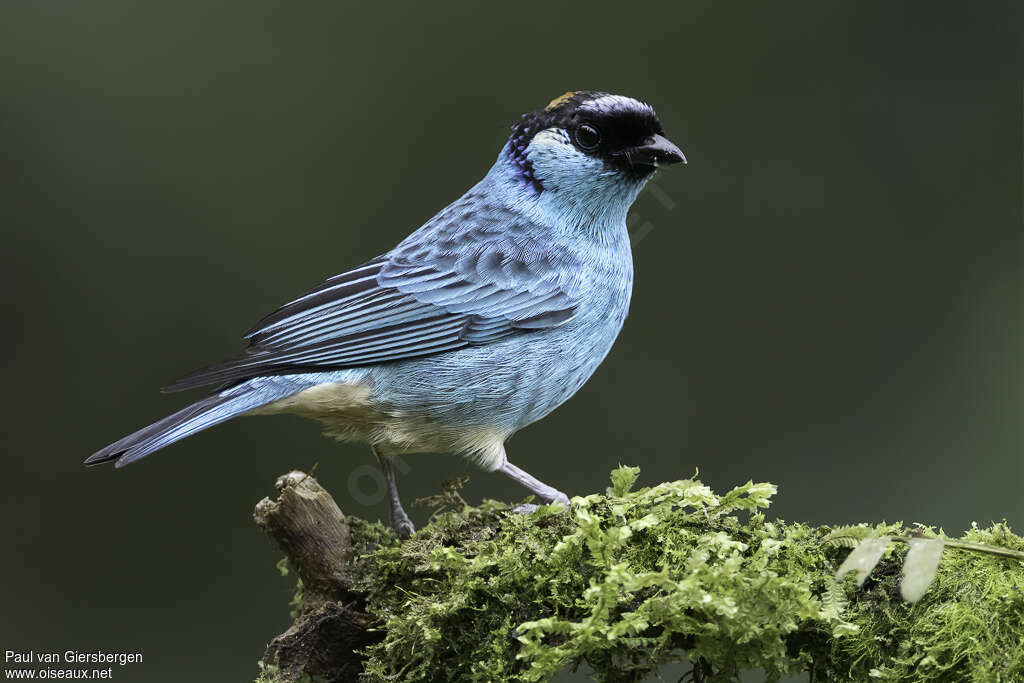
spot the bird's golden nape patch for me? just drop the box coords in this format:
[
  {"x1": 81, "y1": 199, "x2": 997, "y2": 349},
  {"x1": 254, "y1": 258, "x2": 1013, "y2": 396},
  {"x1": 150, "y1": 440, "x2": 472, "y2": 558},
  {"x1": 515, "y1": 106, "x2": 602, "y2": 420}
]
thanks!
[{"x1": 545, "y1": 91, "x2": 579, "y2": 111}]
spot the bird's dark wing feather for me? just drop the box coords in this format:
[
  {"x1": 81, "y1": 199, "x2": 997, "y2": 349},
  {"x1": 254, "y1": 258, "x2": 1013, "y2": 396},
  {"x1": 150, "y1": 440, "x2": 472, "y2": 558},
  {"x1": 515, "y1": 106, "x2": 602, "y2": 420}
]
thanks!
[{"x1": 163, "y1": 234, "x2": 580, "y2": 392}]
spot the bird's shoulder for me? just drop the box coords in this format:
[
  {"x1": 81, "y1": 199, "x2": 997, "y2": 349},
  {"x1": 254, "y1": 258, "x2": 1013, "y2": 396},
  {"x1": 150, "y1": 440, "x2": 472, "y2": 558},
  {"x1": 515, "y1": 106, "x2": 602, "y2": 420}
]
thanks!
[{"x1": 390, "y1": 198, "x2": 586, "y2": 293}]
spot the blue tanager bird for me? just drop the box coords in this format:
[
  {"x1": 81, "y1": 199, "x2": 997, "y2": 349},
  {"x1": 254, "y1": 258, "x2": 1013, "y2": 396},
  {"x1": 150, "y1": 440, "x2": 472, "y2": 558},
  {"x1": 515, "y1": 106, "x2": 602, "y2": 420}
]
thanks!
[{"x1": 87, "y1": 91, "x2": 685, "y2": 537}]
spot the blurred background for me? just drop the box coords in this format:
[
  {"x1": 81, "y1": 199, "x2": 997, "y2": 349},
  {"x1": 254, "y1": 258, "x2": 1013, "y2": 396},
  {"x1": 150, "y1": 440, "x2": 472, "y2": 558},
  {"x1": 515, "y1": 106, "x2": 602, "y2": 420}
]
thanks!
[{"x1": 1, "y1": 1, "x2": 1021, "y2": 681}]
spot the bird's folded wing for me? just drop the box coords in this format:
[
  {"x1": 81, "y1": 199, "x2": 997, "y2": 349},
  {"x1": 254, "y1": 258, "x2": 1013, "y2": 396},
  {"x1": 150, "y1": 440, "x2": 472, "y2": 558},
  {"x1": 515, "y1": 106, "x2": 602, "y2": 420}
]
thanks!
[{"x1": 163, "y1": 239, "x2": 580, "y2": 392}]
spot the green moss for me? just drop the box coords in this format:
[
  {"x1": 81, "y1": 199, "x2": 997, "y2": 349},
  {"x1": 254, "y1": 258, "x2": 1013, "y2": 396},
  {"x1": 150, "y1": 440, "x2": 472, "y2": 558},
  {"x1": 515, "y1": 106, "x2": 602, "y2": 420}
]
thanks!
[{"x1": 275, "y1": 468, "x2": 1024, "y2": 682}]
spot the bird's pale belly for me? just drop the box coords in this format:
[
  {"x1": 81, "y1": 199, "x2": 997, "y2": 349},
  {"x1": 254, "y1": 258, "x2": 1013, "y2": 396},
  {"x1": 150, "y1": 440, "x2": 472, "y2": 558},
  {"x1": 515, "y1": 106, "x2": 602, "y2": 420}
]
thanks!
[{"x1": 249, "y1": 370, "x2": 508, "y2": 469}]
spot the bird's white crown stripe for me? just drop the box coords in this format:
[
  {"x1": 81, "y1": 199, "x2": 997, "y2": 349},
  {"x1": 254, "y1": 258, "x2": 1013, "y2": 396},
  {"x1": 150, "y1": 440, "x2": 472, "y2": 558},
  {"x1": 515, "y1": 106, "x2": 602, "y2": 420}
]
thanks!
[{"x1": 578, "y1": 94, "x2": 654, "y2": 116}]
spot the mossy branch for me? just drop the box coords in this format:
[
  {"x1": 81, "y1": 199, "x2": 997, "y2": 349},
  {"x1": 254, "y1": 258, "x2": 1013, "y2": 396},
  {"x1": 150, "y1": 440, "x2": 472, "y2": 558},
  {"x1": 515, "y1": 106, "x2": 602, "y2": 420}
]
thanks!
[{"x1": 254, "y1": 468, "x2": 1023, "y2": 683}]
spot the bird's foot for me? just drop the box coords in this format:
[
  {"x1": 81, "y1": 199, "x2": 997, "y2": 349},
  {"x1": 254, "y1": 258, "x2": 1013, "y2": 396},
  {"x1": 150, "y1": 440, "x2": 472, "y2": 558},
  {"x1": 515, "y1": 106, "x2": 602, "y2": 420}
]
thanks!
[
  {"x1": 512, "y1": 491, "x2": 570, "y2": 516},
  {"x1": 389, "y1": 506, "x2": 415, "y2": 539},
  {"x1": 547, "y1": 491, "x2": 570, "y2": 509},
  {"x1": 498, "y1": 462, "x2": 570, "y2": 515}
]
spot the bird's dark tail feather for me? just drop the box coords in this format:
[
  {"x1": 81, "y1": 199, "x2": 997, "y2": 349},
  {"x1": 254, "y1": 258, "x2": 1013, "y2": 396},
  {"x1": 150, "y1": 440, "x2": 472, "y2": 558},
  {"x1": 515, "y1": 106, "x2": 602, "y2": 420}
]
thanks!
[{"x1": 85, "y1": 386, "x2": 273, "y2": 468}]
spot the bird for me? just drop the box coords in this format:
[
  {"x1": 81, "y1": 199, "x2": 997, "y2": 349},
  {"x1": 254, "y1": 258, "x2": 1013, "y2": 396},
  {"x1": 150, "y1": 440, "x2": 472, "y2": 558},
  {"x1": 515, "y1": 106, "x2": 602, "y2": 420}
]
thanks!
[{"x1": 86, "y1": 91, "x2": 685, "y2": 537}]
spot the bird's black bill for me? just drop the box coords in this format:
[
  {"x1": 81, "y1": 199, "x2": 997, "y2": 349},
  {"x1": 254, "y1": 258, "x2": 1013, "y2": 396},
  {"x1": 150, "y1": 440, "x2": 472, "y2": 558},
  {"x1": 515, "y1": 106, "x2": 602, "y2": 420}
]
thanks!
[
  {"x1": 628, "y1": 134, "x2": 686, "y2": 166},
  {"x1": 612, "y1": 134, "x2": 686, "y2": 178}
]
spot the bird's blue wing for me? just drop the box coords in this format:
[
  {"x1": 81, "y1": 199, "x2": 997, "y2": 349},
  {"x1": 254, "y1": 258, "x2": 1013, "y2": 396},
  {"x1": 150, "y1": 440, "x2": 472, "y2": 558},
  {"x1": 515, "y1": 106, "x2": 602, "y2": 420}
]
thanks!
[{"x1": 163, "y1": 231, "x2": 580, "y2": 392}]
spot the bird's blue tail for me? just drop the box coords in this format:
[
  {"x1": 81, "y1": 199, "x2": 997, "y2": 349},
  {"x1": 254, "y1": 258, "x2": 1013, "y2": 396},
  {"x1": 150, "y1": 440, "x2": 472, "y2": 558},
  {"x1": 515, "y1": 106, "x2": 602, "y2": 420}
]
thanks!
[{"x1": 85, "y1": 381, "x2": 291, "y2": 468}]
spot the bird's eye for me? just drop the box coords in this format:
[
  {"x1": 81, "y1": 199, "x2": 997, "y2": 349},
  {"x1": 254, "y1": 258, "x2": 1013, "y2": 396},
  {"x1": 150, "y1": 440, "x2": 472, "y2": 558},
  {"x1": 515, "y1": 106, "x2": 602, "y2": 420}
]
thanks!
[{"x1": 574, "y1": 124, "x2": 601, "y2": 151}]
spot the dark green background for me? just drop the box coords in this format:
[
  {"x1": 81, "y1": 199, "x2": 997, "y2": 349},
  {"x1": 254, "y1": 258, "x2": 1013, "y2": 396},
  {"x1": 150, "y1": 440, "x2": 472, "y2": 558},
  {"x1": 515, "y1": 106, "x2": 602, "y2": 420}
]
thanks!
[{"x1": 2, "y1": 2, "x2": 1021, "y2": 681}]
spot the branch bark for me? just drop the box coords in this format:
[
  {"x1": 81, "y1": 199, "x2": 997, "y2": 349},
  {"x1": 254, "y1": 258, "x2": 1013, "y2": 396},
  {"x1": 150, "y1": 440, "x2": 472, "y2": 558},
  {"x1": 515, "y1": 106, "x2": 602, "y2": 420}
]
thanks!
[{"x1": 254, "y1": 471, "x2": 378, "y2": 682}]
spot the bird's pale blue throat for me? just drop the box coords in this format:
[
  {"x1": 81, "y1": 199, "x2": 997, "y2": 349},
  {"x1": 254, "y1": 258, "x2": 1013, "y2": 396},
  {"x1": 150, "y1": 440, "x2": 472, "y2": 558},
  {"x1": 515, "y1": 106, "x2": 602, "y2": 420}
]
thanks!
[{"x1": 87, "y1": 90, "x2": 685, "y2": 537}]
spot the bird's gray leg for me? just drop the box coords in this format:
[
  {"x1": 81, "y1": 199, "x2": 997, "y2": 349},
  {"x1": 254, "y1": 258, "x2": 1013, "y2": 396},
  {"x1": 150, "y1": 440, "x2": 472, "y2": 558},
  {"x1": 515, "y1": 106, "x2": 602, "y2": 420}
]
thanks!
[
  {"x1": 373, "y1": 448, "x2": 415, "y2": 538},
  {"x1": 498, "y1": 461, "x2": 570, "y2": 510}
]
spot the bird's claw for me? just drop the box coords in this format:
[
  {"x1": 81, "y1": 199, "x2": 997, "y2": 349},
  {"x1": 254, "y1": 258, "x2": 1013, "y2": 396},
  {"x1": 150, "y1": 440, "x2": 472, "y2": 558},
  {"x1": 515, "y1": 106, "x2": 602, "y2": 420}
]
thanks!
[
  {"x1": 548, "y1": 491, "x2": 570, "y2": 509},
  {"x1": 512, "y1": 491, "x2": 570, "y2": 516}
]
